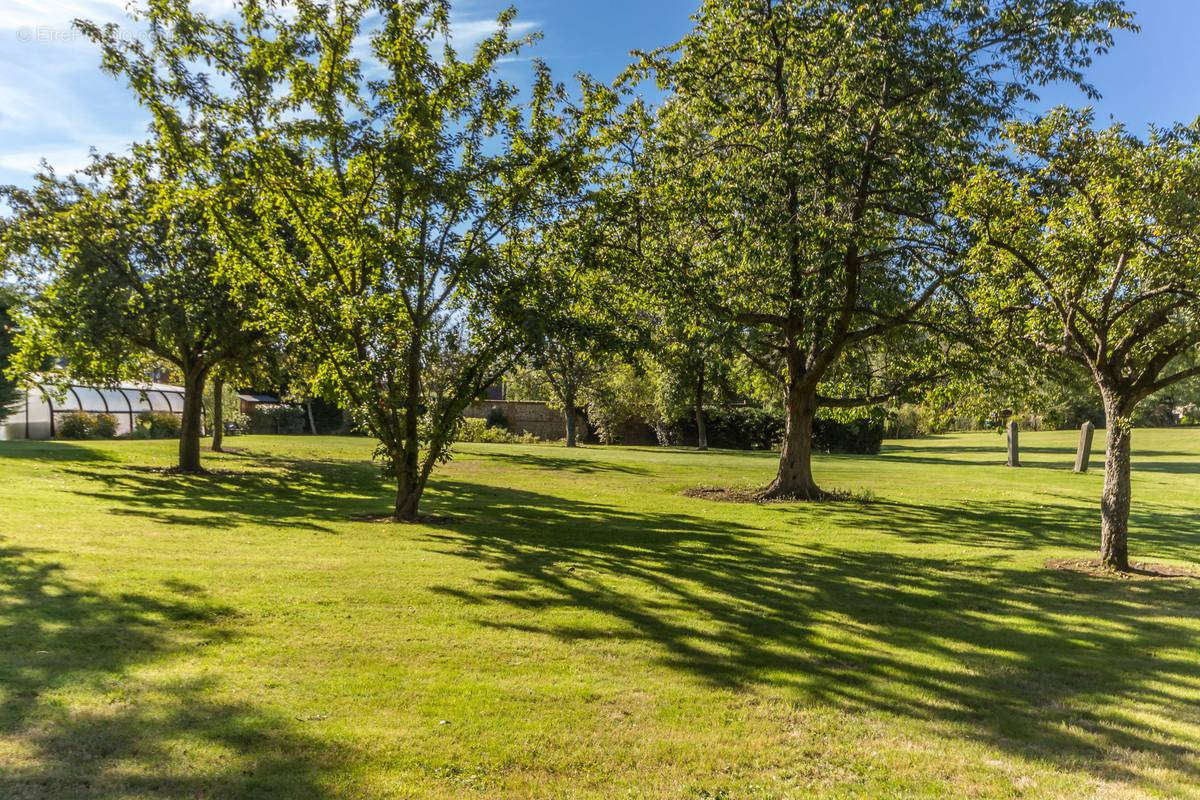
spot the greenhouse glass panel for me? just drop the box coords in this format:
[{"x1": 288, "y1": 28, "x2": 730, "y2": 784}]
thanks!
[
  {"x1": 147, "y1": 391, "x2": 173, "y2": 412},
  {"x1": 73, "y1": 387, "x2": 107, "y2": 412},
  {"x1": 100, "y1": 389, "x2": 135, "y2": 435},
  {"x1": 48, "y1": 387, "x2": 82, "y2": 411},
  {"x1": 100, "y1": 389, "x2": 131, "y2": 413},
  {"x1": 128, "y1": 390, "x2": 155, "y2": 414},
  {"x1": 25, "y1": 389, "x2": 52, "y2": 439}
]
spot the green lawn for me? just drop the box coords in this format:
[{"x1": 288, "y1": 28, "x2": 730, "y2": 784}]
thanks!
[{"x1": 0, "y1": 430, "x2": 1198, "y2": 799}]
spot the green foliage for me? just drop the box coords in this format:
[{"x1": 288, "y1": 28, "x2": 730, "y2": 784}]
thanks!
[
  {"x1": 0, "y1": 150, "x2": 265, "y2": 471},
  {"x1": 204, "y1": 380, "x2": 247, "y2": 437},
  {"x1": 622, "y1": 0, "x2": 1133, "y2": 493},
  {"x1": 57, "y1": 411, "x2": 118, "y2": 440},
  {"x1": 483, "y1": 407, "x2": 510, "y2": 430},
  {"x1": 813, "y1": 414, "x2": 885, "y2": 456},
  {"x1": 0, "y1": 288, "x2": 21, "y2": 421},
  {"x1": 952, "y1": 107, "x2": 1200, "y2": 566},
  {"x1": 660, "y1": 407, "x2": 783, "y2": 450},
  {"x1": 953, "y1": 108, "x2": 1200, "y2": 416},
  {"x1": 251, "y1": 406, "x2": 307, "y2": 436},
  {"x1": 133, "y1": 411, "x2": 181, "y2": 440},
  {"x1": 581, "y1": 362, "x2": 659, "y2": 445},
  {"x1": 885, "y1": 405, "x2": 936, "y2": 440},
  {"x1": 458, "y1": 418, "x2": 539, "y2": 445},
  {"x1": 82, "y1": 0, "x2": 612, "y2": 516}
]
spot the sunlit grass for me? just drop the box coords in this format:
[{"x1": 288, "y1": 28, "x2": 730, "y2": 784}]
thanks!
[{"x1": 0, "y1": 429, "x2": 1197, "y2": 798}]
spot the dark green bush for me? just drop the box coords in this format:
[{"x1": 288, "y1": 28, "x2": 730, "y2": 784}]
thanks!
[
  {"x1": 661, "y1": 406, "x2": 784, "y2": 450},
  {"x1": 250, "y1": 405, "x2": 307, "y2": 434},
  {"x1": 134, "y1": 411, "x2": 182, "y2": 439},
  {"x1": 812, "y1": 413, "x2": 885, "y2": 455},
  {"x1": 484, "y1": 406, "x2": 510, "y2": 430},
  {"x1": 92, "y1": 412, "x2": 119, "y2": 439},
  {"x1": 57, "y1": 411, "x2": 119, "y2": 440},
  {"x1": 665, "y1": 406, "x2": 883, "y2": 453}
]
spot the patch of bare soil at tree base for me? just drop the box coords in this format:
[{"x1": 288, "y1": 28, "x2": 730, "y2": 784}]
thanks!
[
  {"x1": 348, "y1": 513, "x2": 456, "y2": 524},
  {"x1": 682, "y1": 486, "x2": 863, "y2": 504},
  {"x1": 1046, "y1": 558, "x2": 1200, "y2": 580}
]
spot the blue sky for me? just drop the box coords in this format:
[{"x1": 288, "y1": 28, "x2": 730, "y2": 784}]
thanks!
[{"x1": 0, "y1": 0, "x2": 1197, "y2": 188}]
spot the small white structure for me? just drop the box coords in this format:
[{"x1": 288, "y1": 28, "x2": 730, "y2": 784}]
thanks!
[{"x1": 1, "y1": 380, "x2": 188, "y2": 441}]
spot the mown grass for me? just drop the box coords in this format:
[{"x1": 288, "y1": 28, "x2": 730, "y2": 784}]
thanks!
[{"x1": 0, "y1": 429, "x2": 1197, "y2": 798}]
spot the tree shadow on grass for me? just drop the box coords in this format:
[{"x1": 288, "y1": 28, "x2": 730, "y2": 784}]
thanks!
[
  {"x1": 802, "y1": 498, "x2": 1200, "y2": 562},
  {"x1": 0, "y1": 543, "x2": 351, "y2": 798},
  {"x1": 0, "y1": 441, "x2": 118, "y2": 463},
  {"x1": 424, "y1": 480, "x2": 1200, "y2": 792},
  {"x1": 63, "y1": 453, "x2": 387, "y2": 533},
  {"x1": 471, "y1": 449, "x2": 652, "y2": 475},
  {"x1": 880, "y1": 439, "x2": 1200, "y2": 473}
]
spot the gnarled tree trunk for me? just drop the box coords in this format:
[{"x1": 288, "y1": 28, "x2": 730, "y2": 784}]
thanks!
[
  {"x1": 1100, "y1": 398, "x2": 1133, "y2": 570},
  {"x1": 695, "y1": 369, "x2": 708, "y2": 451},
  {"x1": 764, "y1": 371, "x2": 822, "y2": 500},
  {"x1": 178, "y1": 367, "x2": 208, "y2": 473},
  {"x1": 211, "y1": 377, "x2": 224, "y2": 453},
  {"x1": 394, "y1": 465, "x2": 424, "y2": 522}
]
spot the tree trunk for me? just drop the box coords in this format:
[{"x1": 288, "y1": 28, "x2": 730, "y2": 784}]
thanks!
[
  {"x1": 764, "y1": 373, "x2": 822, "y2": 500},
  {"x1": 1100, "y1": 400, "x2": 1133, "y2": 570},
  {"x1": 178, "y1": 368, "x2": 207, "y2": 473},
  {"x1": 306, "y1": 399, "x2": 317, "y2": 435},
  {"x1": 394, "y1": 339, "x2": 424, "y2": 522},
  {"x1": 694, "y1": 369, "x2": 708, "y2": 451},
  {"x1": 564, "y1": 389, "x2": 578, "y2": 448},
  {"x1": 211, "y1": 377, "x2": 225, "y2": 453},
  {"x1": 394, "y1": 466, "x2": 424, "y2": 522}
]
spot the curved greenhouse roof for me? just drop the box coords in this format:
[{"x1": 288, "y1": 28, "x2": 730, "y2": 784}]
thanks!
[{"x1": 1, "y1": 379, "x2": 188, "y2": 441}]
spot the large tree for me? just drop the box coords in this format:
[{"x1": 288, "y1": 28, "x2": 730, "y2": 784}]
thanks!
[
  {"x1": 952, "y1": 108, "x2": 1200, "y2": 571},
  {"x1": 625, "y1": 0, "x2": 1133, "y2": 498},
  {"x1": 82, "y1": 0, "x2": 608, "y2": 519},
  {"x1": 1, "y1": 153, "x2": 263, "y2": 472},
  {"x1": 0, "y1": 287, "x2": 23, "y2": 422}
]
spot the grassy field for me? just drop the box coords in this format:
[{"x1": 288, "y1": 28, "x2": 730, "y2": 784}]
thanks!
[{"x1": 0, "y1": 429, "x2": 1197, "y2": 799}]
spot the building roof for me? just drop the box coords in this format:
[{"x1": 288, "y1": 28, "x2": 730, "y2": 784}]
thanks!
[{"x1": 237, "y1": 394, "x2": 281, "y2": 404}]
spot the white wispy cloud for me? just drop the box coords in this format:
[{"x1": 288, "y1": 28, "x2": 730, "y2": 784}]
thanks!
[
  {"x1": 0, "y1": 1, "x2": 541, "y2": 186},
  {"x1": 0, "y1": 0, "x2": 239, "y2": 30}
]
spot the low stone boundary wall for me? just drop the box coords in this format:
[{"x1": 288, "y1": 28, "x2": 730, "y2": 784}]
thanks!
[{"x1": 463, "y1": 400, "x2": 584, "y2": 441}]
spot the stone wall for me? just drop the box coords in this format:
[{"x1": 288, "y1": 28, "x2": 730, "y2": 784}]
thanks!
[{"x1": 463, "y1": 400, "x2": 584, "y2": 441}]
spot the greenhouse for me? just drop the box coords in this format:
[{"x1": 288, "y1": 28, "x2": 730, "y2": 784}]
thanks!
[{"x1": 0, "y1": 380, "x2": 190, "y2": 441}]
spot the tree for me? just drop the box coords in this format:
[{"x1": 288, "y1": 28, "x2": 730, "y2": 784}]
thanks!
[
  {"x1": 521, "y1": 211, "x2": 642, "y2": 447},
  {"x1": 952, "y1": 108, "x2": 1200, "y2": 571},
  {"x1": 1, "y1": 153, "x2": 263, "y2": 472},
  {"x1": 0, "y1": 287, "x2": 23, "y2": 422},
  {"x1": 625, "y1": 0, "x2": 1133, "y2": 498},
  {"x1": 651, "y1": 317, "x2": 738, "y2": 451},
  {"x1": 83, "y1": 0, "x2": 609, "y2": 519}
]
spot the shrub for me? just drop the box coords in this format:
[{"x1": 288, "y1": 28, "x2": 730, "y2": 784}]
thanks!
[
  {"x1": 225, "y1": 411, "x2": 252, "y2": 435},
  {"x1": 134, "y1": 411, "x2": 182, "y2": 439},
  {"x1": 660, "y1": 406, "x2": 784, "y2": 450},
  {"x1": 885, "y1": 404, "x2": 934, "y2": 439},
  {"x1": 458, "y1": 417, "x2": 539, "y2": 444},
  {"x1": 91, "y1": 413, "x2": 119, "y2": 439},
  {"x1": 250, "y1": 405, "x2": 307, "y2": 434},
  {"x1": 484, "y1": 406, "x2": 510, "y2": 430},
  {"x1": 812, "y1": 413, "x2": 885, "y2": 455},
  {"x1": 57, "y1": 411, "x2": 119, "y2": 440}
]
